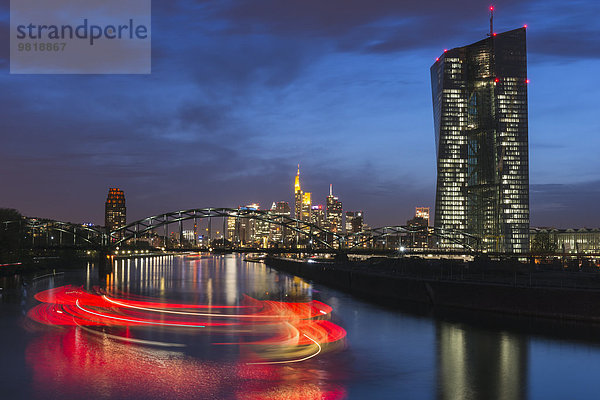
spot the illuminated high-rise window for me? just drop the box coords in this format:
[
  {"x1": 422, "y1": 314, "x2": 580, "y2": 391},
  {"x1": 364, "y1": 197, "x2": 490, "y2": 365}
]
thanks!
[
  {"x1": 104, "y1": 188, "x2": 126, "y2": 233},
  {"x1": 311, "y1": 205, "x2": 326, "y2": 229},
  {"x1": 294, "y1": 164, "x2": 303, "y2": 220},
  {"x1": 431, "y1": 27, "x2": 529, "y2": 253},
  {"x1": 415, "y1": 207, "x2": 430, "y2": 226},
  {"x1": 270, "y1": 201, "x2": 291, "y2": 245},
  {"x1": 345, "y1": 211, "x2": 363, "y2": 234},
  {"x1": 407, "y1": 208, "x2": 429, "y2": 249},
  {"x1": 301, "y1": 192, "x2": 312, "y2": 222},
  {"x1": 326, "y1": 184, "x2": 343, "y2": 235}
]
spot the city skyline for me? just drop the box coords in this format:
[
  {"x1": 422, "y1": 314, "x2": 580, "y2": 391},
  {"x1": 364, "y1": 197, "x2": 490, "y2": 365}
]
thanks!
[
  {"x1": 1, "y1": 1, "x2": 599, "y2": 229},
  {"x1": 3, "y1": 3, "x2": 600, "y2": 399}
]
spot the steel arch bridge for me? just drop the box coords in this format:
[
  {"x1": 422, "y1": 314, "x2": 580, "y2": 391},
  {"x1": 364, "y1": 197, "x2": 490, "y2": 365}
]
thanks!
[
  {"x1": 3, "y1": 218, "x2": 106, "y2": 247},
  {"x1": 111, "y1": 208, "x2": 480, "y2": 253},
  {"x1": 110, "y1": 208, "x2": 344, "y2": 250},
  {"x1": 345, "y1": 225, "x2": 481, "y2": 251},
  {"x1": 5, "y1": 209, "x2": 480, "y2": 253}
]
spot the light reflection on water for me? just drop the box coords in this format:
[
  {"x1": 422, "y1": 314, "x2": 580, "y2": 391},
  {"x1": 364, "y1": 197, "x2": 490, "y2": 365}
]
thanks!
[
  {"x1": 25, "y1": 326, "x2": 346, "y2": 400},
  {"x1": 2, "y1": 254, "x2": 600, "y2": 399},
  {"x1": 22, "y1": 254, "x2": 347, "y2": 400}
]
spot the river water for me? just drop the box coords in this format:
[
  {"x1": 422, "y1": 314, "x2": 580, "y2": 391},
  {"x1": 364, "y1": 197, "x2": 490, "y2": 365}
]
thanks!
[{"x1": 2, "y1": 254, "x2": 600, "y2": 399}]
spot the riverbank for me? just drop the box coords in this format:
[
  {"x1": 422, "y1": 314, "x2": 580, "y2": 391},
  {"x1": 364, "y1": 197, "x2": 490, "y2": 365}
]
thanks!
[
  {"x1": 0, "y1": 250, "x2": 171, "y2": 277},
  {"x1": 0, "y1": 250, "x2": 96, "y2": 276},
  {"x1": 264, "y1": 256, "x2": 600, "y2": 322}
]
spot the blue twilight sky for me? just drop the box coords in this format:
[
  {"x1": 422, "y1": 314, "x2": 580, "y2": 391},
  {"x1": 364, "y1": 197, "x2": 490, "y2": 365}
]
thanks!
[{"x1": 0, "y1": 0, "x2": 599, "y2": 228}]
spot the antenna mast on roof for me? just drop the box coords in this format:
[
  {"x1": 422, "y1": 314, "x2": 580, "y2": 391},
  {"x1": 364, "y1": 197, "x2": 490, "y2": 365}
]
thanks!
[{"x1": 488, "y1": 5, "x2": 494, "y2": 37}]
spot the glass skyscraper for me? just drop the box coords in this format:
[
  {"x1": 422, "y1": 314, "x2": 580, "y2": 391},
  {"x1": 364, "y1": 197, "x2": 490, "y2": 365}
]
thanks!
[{"x1": 431, "y1": 27, "x2": 529, "y2": 253}]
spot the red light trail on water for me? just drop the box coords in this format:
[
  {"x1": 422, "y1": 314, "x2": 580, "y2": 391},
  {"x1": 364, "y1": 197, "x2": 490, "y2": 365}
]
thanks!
[
  {"x1": 28, "y1": 285, "x2": 347, "y2": 364},
  {"x1": 26, "y1": 285, "x2": 348, "y2": 398}
]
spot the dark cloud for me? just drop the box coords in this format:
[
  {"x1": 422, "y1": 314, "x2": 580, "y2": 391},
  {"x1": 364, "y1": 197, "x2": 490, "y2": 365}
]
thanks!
[
  {"x1": 217, "y1": 0, "x2": 529, "y2": 53},
  {"x1": 529, "y1": 31, "x2": 600, "y2": 60},
  {"x1": 219, "y1": 0, "x2": 486, "y2": 37},
  {"x1": 216, "y1": 0, "x2": 600, "y2": 61}
]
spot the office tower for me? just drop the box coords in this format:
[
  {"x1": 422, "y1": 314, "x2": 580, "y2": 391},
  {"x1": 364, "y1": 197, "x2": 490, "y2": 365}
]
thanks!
[
  {"x1": 182, "y1": 230, "x2": 195, "y2": 243},
  {"x1": 407, "y1": 208, "x2": 429, "y2": 249},
  {"x1": 301, "y1": 192, "x2": 312, "y2": 222},
  {"x1": 345, "y1": 211, "x2": 364, "y2": 247},
  {"x1": 431, "y1": 26, "x2": 529, "y2": 253},
  {"x1": 345, "y1": 211, "x2": 364, "y2": 234},
  {"x1": 253, "y1": 218, "x2": 270, "y2": 248},
  {"x1": 294, "y1": 165, "x2": 302, "y2": 220},
  {"x1": 416, "y1": 207, "x2": 430, "y2": 226},
  {"x1": 104, "y1": 188, "x2": 126, "y2": 232},
  {"x1": 272, "y1": 201, "x2": 291, "y2": 216},
  {"x1": 270, "y1": 201, "x2": 291, "y2": 245},
  {"x1": 226, "y1": 216, "x2": 237, "y2": 244},
  {"x1": 242, "y1": 203, "x2": 269, "y2": 246},
  {"x1": 326, "y1": 184, "x2": 343, "y2": 234},
  {"x1": 310, "y1": 205, "x2": 326, "y2": 229},
  {"x1": 228, "y1": 204, "x2": 257, "y2": 246}
]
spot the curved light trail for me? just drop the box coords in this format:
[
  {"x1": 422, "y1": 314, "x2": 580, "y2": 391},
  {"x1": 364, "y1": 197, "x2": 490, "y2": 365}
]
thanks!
[
  {"x1": 28, "y1": 285, "x2": 346, "y2": 365},
  {"x1": 246, "y1": 333, "x2": 322, "y2": 365}
]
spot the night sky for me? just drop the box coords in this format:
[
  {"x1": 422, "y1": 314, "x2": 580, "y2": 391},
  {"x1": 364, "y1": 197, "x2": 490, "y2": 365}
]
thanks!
[{"x1": 1, "y1": 0, "x2": 599, "y2": 229}]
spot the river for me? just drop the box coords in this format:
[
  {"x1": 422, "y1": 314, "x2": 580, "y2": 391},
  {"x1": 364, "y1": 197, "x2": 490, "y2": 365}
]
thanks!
[{"x1": 1, "y1": 254, "x2": 600, "y2": 399}]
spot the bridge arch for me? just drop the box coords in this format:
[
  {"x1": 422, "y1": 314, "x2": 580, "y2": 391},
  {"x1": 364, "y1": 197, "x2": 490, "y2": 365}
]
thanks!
[
  {"x1": 110, "y1": 208, "x2": 344, "y2": 250},
  {"x1": 345, "y1": 225, "x2": 480, "y2": 252},
  {"x1": 3, "y1": 218, "x2": 107, "y2": 247},
  {"x1": 6, "y1": 213, "x2": 481, "y2": 253}
]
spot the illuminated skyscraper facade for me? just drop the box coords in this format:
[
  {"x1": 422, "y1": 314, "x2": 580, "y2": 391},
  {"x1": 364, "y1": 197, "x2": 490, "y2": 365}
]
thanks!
[
  {"x1": 270, "y1": 201, "x2": 291, "y2": 245},
  {"x1": 104, "y1": 188, "x2": 126, "y2": 232},
  {"x1": 311, "y1": 205, "x2": 326, "y2": 229},
  {"x1": 416, "y1": 207, "x2": 430, "y2": 226},
  {"x1": 326, "y1": 185, "x2": 343, "y2": 235},
  {"x1": 228, "y1": 203, "x2": 270, "y2": 246},
  {"x1": 431, "y1": 27, "x2": 529, "y2": 253},
  {"x1": 294, "y1": 165, "x2": 313, "y2": 225},
  {"x1": 301, "y1": 192, "x2": 312, "y2": 222},
  {"x1": 345, "y1": 211, "x2": 363, "y2": 234},
  {"x1": 407, "y1": 208, "x2": 429, "y2": 249},
  {"x1": 294, "y1": 165, "x2": 303, "y2": 220}
]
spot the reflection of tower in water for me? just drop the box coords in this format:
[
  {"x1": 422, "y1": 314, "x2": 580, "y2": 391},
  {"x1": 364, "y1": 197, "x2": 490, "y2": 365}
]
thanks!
[{"x1": 436, "y1": 321, "x2": 528, "y2": 400}]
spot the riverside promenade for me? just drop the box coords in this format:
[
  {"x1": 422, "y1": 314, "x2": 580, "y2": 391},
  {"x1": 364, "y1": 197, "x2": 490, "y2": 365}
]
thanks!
[{"x1": 265, "y1": 256, "x2": 600, "y2": 322}]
